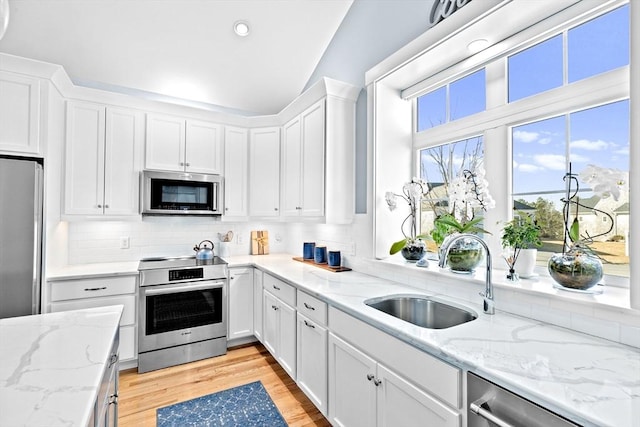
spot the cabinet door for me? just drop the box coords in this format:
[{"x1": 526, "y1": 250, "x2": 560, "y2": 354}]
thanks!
[
  {"x1": 0, "y1": 71, "x2": 40, "y2": 154},
  {"x1": 185, "y1": 120, "x2": 222, "y2": 174},
  {"x1": 263, "y1": 290, "x2": 279, "y2": 357},
  {"x1": 297, "y1": 313, "x2": 328, "y2": 415},
  {"x1": 64, "y1": 101, "x2": 106, "y2": 215},
  {"x1": 299, "y1": 99, "x2": 325, "y2": 217},
  {"x1": 328, "y1": 333, "x2": 377, "y2": 427},
  {"x1": 253, "y1": 269, "x2": 264, "y2": 342},
  {"x1": 281, "y1": 116, "x2": 301, "y2": 216},
  {"x1": 228, "y1": 268, "x2": 254, "y2": 340},
  {"x1": 278, "y1": 300, "x2": 297, "y2": 380},
  {"x1": 104, "y1": 107, "x2": 143, "y2": 216},
  {"x1": 145, "y1": 113, "x2": 185, "y2": 171},
  {"x1": 249, "y1": 127, "x2": 280, "y2": 217},
  {"x1": 377, "y1": 364, "x2": 460, "y2": 427},
  {"x1": 224, "y1": 126, "x2": 249, "y2": 217}
]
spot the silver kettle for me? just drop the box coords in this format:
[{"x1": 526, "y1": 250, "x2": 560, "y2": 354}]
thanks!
[{"x1": 194, "y1": 240, "x2": 215, "y2": 260}]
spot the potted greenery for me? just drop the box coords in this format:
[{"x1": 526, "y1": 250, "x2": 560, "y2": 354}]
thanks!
[
  {"x1": 386, "y1": 179, "x2": 430, "y2": 261},
  {"x1": 501, "y1": 212, "x2": 542, "y2": 279}
]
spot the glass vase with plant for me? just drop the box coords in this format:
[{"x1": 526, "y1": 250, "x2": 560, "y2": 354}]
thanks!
[
  {"x1": 385, "y1": 178, "x2": 430, "y2": 261},
  {"x1": 432, "y1": 167, "x2": 495, "y2": 272},
  {"x1": 547, "y1": 163, "x2": 626, "y2": 291},
  {"x1": 500, "y1": 212, "x2": 542, "y2": 280}
]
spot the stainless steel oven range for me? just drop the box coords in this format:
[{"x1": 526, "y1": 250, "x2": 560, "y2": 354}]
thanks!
[{"x1": 137, "y1": 256, "x2": 228, "y2": 373}]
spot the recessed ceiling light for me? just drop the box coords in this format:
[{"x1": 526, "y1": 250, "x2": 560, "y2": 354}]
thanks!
[
  {"x1": 467, "y1": 39, "x2": 489, "y2": 53},
  {"x1": 234, "y1": 21, "x2": 250, "y2": 37}
]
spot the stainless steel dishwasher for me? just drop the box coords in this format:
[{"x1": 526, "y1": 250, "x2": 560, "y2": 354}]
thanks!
[{"x1": 467, "y1": 372, "x2": 580, "y2": 427}]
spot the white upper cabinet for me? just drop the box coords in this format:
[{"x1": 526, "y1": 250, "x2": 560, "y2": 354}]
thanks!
[
  {"x1": 223, "y1": 126, "x2": 249, "y2": 218},
  {"x1": 249, "y1": 127, "x2": 281, "y2": 217},
  {"x1": 281, "y1": 99, "x2": 325, "y2": 218},
  {"x1": 145, "y1": 113, "x2": 222, "y2": 174},
  {"x1": 186, "y1": 120, "x2": 223, "y2": 174},
  {"x1": 64, "y1": 101, "x2": 143, "y2": 216},
  {"x1": 0, "y1": 71, "x2": 40, "y2": 155}
]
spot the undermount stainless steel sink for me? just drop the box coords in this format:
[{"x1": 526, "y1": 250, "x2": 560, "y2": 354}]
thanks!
[{"x1": 365, "y1": 295, "x2": 477, "y2": 329}]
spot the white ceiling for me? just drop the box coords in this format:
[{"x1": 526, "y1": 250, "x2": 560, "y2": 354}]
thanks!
[{"x1": 0, "y1": 0, "x2": 354, "y2": 114}]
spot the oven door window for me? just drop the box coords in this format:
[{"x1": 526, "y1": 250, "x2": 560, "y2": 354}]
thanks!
[
  {"x1": 145, "y1": 287, "x2": 222, "y2": 335},
  {"x1": 150, "y1": 178, "x2": 214, "y2": 211}
]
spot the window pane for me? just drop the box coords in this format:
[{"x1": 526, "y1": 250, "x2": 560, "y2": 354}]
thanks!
[
  {"x1": 512, "y1": 116, "x2": 566, "y2": 194},
  {"x1": 569, "y1": 100, "x2": 629, "y2": 277},
  {"x1": 508, "y1": 35, "x2": 563, "y2": 102},
  {"x1": 568, "y1": 5, "x2": 629, "y2": 83},
  {"x1": 419, "y1": 136, "x2": 484, "y2": 243},
  {"x1": 450, "y1": 69, "x2": 486, "y2": 121},
  {"x1": 417, "y1": 87, "x2": 446, "y2": 132}
]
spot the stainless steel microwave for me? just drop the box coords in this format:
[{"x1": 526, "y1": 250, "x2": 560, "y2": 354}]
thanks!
[{"x1": 141, "y1": 170, "x2": 223, "y2": 215}]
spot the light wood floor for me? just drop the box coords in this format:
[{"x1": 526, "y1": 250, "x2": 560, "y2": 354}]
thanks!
[{"x1": 118, "y1": 343, "x2": 331, "y2": 427}]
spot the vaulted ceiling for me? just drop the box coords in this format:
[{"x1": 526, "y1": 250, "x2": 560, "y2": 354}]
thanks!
[{"x1": 0, "y1": 0, "x2": 354, "y2": 114}]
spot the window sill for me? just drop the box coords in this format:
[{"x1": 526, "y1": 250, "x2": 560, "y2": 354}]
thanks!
[{"x1": 376, "y1": 255, "x2": 632, "y2": 313}]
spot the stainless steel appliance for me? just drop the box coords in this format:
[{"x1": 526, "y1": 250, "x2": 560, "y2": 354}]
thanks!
[
  {"x1": 0, "y1": 156, "x2": 43, "y2": 319},
  {"x1": 137, "y1": 256, "x2": 228, "y2": 373},
  {"x1": 467, "y1": 372, "x2": 579, "y2": 427},
  {"x1": 141, "y1": 170, "x2": 223, "y2": 216}
]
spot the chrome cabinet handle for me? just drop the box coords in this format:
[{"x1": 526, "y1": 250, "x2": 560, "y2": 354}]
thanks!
[
  {"x1": 303, "y1": 302, "x2": 315, "y2": 310},
  {"x1": 185, "y1": 162, "x2": 190, "y2": 166},
  {"x1": 108, "y1": 393, "x2": 118, "y2": 405},
  {"x1": 97, "y1": 204, "x2": 102, "y2": 208},
  {"x1": 84, "y1": 286, "x2": 107, "y2": 291},
  {"x1": 303, "y1": 320, "x2": 315, "y2": 329},
  {"x1": 104, "y1": 204, "x2": 109, "y2": 208},
  {"x1": 470, "y1": 399, "x2": 515, "y2": 427},
  {"x1": 274, "y1": 207, "x2": 279, "y2": 211},
  {"x1": 273, "y1": 285, "x2": 281, "y2": 291},
  {"x1": 108, "y1": 353, "x2": 118, "y2": 367},
  {"x1": 366, "y1": 374, "x2": 375, "y2": 381},
  {"x1": 373, "y1": 379, "x2": 382, "y2": 386},
  {"x1": 271, "y1": 305, "x2": 278, "y2": 311}
]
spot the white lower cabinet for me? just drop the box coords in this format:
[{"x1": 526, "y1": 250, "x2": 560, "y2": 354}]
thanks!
[
  {"x1": 253, "y1": 269, "x2": 264, "y2": 342},
  {"x1": 263, "y1": 288, "x2": 296, "y2": 379},
  {"x1": 48, "y1": 275, "x2": 137, "y2": 364},
  {"x1": 297, "y1": 312, "x2": 328, "y2": 416},
  {"x1": 328, "y1": 333, "x2": 378, "y2": 427},
  {"x1": 328, "y1": 306, "x2": 461, "y2": 427},
  {"x1": 228, "y1": 267, "x2": 254, "y2": 341},
  {"x1": 93, "y1": 327, "x2": 119, "y2": 427}
]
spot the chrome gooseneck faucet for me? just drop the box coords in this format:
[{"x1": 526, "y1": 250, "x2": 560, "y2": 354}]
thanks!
[{"x1": 438, "y1": 234, "x2": 495, "y2": 315}]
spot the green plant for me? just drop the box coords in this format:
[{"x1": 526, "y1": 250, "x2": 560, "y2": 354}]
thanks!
[
  {"x1": 500, "y1": 213, "x2": 542, "y2": 250},
  {"x1": 430, "y1": 213, "x2": 489, "y2": 246}
]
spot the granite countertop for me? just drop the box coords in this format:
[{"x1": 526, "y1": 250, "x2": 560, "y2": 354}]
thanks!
[
  {"x1": 0, "y1": 305, "x2": 123, "y2": 427},
  {"x1": 227, "y1": 254, "x2": 639, "y2": 427},
  {"x1": 44, "y1": 255, "x2": 640, "y2": 426}
]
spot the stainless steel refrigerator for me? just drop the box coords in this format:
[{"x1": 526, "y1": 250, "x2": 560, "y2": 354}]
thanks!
[{"x1": 0, "y1": 156, "x2": 43, "y2": 319}]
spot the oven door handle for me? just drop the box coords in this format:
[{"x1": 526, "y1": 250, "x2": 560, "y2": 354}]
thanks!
[
  {"x1": 144, "y1": 281, "x2": 225, "y2": 296},
  {"x1": 469, "y1": 398, "x2": 516, "y2": 427}
]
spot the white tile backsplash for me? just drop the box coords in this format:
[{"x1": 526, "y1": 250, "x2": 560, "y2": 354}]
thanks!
[{"x1": 66, "y1": 218, "x2": 289, "y2": 264}]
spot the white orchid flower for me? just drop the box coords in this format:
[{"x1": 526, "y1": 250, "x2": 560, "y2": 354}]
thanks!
[
  {"x1": 579, "y1": 164, "x2": 628, "y2": 201},
  {"x1": 385, "y1": 191, "x2": 398, "y2": 211}
]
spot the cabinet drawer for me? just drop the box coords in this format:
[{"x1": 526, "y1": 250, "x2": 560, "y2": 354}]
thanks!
[
  {"x1": 329, "y1": 306, "x2": 461, "y2": 409},
  {"x1": 263, "y1": 273, "x2": 296, "y2": 307},
  {"x1": 50, "y1": 275, "x2": 136, "y2": 302},
  {"x1": 297, "y1": 291, "x2": 327, "y2": 326},
  {"x1": 50, "y1": 295, "x2": 136, "y2": 326}
]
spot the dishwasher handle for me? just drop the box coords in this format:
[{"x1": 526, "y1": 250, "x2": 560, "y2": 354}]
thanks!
[{"x1": 470, "y1": 398, "x2": 515, "y2": 427}]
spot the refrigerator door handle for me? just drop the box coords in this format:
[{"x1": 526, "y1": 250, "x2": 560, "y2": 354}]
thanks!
[{"x1": 32, "y1": 163, "x2": 44, "y2": 315}]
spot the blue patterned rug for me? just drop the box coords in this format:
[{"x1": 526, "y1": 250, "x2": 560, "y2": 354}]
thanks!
[{"x1": 156, "y1": 381, "x2": 288, "y2": 427}]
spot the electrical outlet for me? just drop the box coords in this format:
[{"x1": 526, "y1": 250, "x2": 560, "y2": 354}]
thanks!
[
  {"x1": 120, "y1": 236, "x2": 130, "y2": 249},
  {"x1": 350, "y1": 242, "x2": 356, "y2": 256},
  {"x1": 237, "y1": 234, "x2": 244, "y2": 245}
]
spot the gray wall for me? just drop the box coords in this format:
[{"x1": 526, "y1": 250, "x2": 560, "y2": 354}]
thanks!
[{"x1": 304, "y1": 0, "x2": 436, "y2": 213}]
